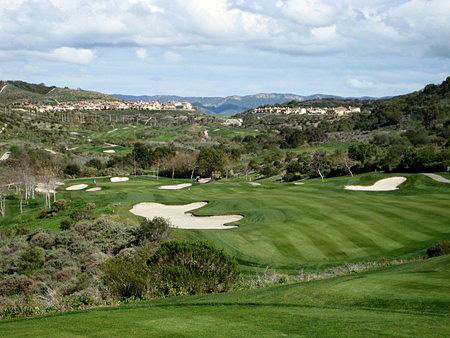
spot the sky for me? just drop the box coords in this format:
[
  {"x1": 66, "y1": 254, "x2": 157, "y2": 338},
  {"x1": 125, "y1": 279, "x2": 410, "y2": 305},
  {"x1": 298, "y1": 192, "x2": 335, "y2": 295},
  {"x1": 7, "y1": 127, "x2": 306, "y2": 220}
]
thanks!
[{"x1": 0, "y1": 0, "x2": 449, "y2": 97}]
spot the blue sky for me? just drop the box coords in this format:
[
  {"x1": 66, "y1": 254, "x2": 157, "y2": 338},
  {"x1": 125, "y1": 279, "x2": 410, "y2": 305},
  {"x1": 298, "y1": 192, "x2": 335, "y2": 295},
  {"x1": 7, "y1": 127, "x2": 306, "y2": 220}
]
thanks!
[{"x1": 0, "y1": 0, "x2": 449, "y2": 97}]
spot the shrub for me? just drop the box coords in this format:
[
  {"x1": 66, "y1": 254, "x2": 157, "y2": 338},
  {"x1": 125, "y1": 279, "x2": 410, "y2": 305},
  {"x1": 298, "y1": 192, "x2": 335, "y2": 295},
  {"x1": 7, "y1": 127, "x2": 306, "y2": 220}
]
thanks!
[
  {"x1": 18, "y1": 246, "x2": 45, "y2": 275},
  {"x1": 60, "y1": 219, "x2": 73, "y2": 231},
  {"x1": 51, "y1": 200, "x2": 68, "y2": 212},
  {"x1": 147, "y1": 240, "x2": 239, "y2": 296},
  {"x1": 102, "y1": 250, "x2": 152, "y2": 299},
  {"x1": 426, "y1": 240, "x2": 450, "y2": 258},
  {"x1": 134, "y1": 217, "x2": 172, "y2": 246},
  {"x1": 64, "y1": 163, "x2": 81, "y2": 177},
  {"x1": 27, "y1": 231, "x2": 55, "y2": 249},
  {"x1": 70, "y1": 209, "x2": 94, "y2": 222}
]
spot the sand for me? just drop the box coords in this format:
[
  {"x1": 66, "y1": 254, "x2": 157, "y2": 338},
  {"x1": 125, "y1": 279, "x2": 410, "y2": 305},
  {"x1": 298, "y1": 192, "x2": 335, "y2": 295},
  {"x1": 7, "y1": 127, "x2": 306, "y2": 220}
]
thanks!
[
  {"x1": 0, "y1": 152, "x2": 11, "y2": 161},
  {"x1": 345, "y1": 177, "x2": 407, "y2": 191},
  {"x1": 248, "y1": 182, "x2": 261, "y2": 186},
  {"x1": 294, "y1": 182, "x2": 305, "y2": 185},
  {"x1": 65, "y1": 184, "x2": 88, "y2": 191},
  {"x1": 110, "y1": 177, "x2": 129, "y2": 182},
  {"x1": 35, "y1": 183, "x2": 55, "y2": 194},
  {"x1": 103, "y1": 150, "x2": 116, "y2": 153},
  {"x1": 197, "y1": 178, "x2": 211, "y2": 184},
  {"x1": 130, "y1": 202, "x2": 242, "y2": 229},
  {"x1": 86, "y1": 187, "x2": 102, "y2": 192},
  {"x1": 422, "y1": 173, "x2": 450, "y2": 183},
  {"x1": 45, "y1": 149, "x2": 57, "y2": 155},
  {"x1": 159, "y1": 183, "x2": 192, "y2": 190}
]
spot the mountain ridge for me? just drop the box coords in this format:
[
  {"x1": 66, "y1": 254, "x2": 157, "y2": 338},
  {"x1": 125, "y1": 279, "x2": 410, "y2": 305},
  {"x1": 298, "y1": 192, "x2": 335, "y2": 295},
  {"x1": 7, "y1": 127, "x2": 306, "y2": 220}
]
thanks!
[{"x1": 111, "y1": 93, "x2": 362, "y2": 114}]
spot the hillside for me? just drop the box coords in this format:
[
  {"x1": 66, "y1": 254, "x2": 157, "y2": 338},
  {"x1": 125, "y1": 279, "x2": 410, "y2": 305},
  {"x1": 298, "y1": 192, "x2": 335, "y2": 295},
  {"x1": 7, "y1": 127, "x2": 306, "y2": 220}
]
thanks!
[
  {"x1": 112, "y1": 93, "x2": 343, "y2": 114},
  {"x1": 1, "y1": 255, "x2": 448, "y2": 337},
  {"x1": 0, "y1": 80, "x2": 114, "y2": 104}
]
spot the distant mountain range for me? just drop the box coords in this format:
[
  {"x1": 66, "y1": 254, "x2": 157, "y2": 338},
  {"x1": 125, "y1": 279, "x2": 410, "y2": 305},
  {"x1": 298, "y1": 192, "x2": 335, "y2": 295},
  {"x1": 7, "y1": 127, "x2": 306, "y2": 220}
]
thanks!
[
  {"x1": 111, "y1": 93, "x2": 359, "y2": 115},
  {"x1": 0, "y1": 79, "x2": 379, "y2": 115}
]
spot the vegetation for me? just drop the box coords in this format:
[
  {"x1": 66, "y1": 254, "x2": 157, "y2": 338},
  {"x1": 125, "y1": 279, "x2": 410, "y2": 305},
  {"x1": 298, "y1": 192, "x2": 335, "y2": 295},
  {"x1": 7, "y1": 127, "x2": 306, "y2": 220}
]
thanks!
[
  {"x1": 0, "y1": 77, "x2": 449, "y2": 334},
  {"x1": 0, "y1": 255, "x2": 448, "y2": 337}
]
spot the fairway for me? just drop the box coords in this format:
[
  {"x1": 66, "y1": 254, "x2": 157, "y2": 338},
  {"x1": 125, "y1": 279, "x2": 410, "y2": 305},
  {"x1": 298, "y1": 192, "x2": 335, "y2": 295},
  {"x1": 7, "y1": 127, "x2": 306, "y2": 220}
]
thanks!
[
  {"x1": 2, "y1": 172, "x2": 449, "y2": 272},
  {"x1": 1, "y1": 255, "x2": 448, "y2": 337}
]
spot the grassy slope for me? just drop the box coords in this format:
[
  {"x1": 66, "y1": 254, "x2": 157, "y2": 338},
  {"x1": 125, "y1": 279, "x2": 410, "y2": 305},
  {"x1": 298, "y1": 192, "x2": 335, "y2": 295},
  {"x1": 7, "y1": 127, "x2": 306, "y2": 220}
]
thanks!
[
  {"x1": 2, "y1": 173, "x2": 449, "y2": 272},
  {"x1": 1, "y1": 255, "x2": 448, "y2": 337}
]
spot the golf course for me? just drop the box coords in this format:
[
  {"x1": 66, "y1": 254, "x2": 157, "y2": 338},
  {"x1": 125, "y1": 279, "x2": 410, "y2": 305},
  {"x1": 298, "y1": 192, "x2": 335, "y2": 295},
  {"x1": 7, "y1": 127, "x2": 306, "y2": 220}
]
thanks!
[{"x1": 2, "y1": 172, "x2": 449, "y2": 272}]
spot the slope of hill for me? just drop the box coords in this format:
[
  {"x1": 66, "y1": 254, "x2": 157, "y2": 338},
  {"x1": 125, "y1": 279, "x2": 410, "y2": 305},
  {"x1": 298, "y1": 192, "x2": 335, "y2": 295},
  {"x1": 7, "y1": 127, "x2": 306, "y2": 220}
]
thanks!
[
  {"x1": 1, "y1": 255, "x2": 448, "y2": 337},
  {"x1": 0, "y1": 80, "x2": 114, "y2": 104},
  {"x1": 112, "y1": 93, "x2": 342, "y2": 114}
]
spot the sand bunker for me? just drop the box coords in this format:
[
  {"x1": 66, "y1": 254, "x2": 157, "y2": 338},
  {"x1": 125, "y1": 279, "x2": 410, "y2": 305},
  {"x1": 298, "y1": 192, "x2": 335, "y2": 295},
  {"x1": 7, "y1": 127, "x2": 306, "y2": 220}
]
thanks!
[
  {"x1": 345, "y1": 177, "x2": 406, "y2": 191},
  {"x1": 103, "y1": 150, "x2": 116, "y2": 153},
  {"x1": 422, "y1": 173, "x2": 450, "y2": 184},
  {"x1": 0, "y1": 152, "x2": 11, "y2": 161},
  {"x1": 35, "y1": 183, "x2": 55, "y2": 194},
  {"x1": 110, "y1": 177, "x2": 129, "y2": 182},
  {"x1": 45, "y1": 149, "x2": 57, "y2": 155},
  {"x1": 294, "y1": 182, "x2": 305, "y2": 185},
  {"x1": 248, "y1": 182, "x2": 261, "y2": 186},
  {"x1": 86, "y1": 187, "x2": 102, "y2": 192},
  {"x1": 197, "y1": 178, "x2": 211, "y2": 184},
  {"x1": 65, "y1": 184, "x2": 88, "y2": 191},
  {"x1": 130, "y1": 202, "x2": 242, "y2": 229},
  {"x1": 159, "y1": 183, "x2": 192, "y2": 190}
]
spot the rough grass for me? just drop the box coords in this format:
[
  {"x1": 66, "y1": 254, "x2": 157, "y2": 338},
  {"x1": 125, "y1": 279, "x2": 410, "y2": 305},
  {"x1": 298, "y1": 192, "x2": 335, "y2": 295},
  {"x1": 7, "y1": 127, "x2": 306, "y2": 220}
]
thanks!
[
  {"x1": 0, "y1": 255, "x2": 448, "y2": 337},
  {"x1": 1, "y1": 173, "x2": 449, "y2": 272}
]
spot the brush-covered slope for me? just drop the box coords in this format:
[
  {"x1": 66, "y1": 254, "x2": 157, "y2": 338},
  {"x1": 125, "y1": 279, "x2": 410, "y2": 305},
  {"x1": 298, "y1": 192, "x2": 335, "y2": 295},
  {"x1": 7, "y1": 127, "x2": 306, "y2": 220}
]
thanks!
[
  {"x1": 1, "y1": 255, "x2": 448, "y2": 337},
  {"x1": 0, "y1": 80, "x2": 114, "y2": 104}
]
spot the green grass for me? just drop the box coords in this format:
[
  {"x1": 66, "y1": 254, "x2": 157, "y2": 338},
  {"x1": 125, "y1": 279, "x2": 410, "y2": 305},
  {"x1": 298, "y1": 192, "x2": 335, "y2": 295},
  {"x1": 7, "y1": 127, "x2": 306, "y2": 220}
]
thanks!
[
  {"x1": 2, "y1": 173, "x2": 449, "y2": 272},
  {"x1": 1, "y1": 255, "x2": 448, "y2": 337}
]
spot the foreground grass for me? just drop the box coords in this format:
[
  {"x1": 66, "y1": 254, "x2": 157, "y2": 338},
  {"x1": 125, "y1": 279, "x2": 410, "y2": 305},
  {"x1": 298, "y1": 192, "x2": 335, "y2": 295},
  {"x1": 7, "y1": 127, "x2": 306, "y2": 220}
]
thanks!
[
  {"x1": 1, "y1": 172, "x2": 449, "y2": 272},
  {"x1": 1, "y1": 255, "x2": 448, "y2": 337}
]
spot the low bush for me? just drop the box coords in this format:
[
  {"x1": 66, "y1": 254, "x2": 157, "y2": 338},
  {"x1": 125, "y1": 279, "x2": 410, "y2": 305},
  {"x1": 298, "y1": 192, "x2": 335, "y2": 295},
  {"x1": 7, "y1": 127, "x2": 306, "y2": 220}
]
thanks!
[
  {"x1": 18, "y1": 246, "x2": 45, "y2": 275},
  {"x1": 426, "y1": 240, "x2": 450, "y2": 258},
  {"x1": 102, "y1": 249, "x2": 152, "y2": 299},
  {"x1": 147, "y1": 240, "x2": 239, "y2": 296},
  {"x1": 134, "y1": 217, "x2": 172, "y2": 246}
]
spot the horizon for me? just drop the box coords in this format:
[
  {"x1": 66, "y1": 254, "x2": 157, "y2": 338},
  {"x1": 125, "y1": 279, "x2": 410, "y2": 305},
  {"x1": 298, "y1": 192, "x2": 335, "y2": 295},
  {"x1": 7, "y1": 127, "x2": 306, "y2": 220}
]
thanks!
[{"x1": 1, "y1": 1, "x2": 449, "y2": 97}]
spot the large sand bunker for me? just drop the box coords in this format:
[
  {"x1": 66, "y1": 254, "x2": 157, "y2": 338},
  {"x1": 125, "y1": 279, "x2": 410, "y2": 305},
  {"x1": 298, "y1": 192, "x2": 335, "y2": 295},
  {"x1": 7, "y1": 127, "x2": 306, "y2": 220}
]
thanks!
[
  {"x1": 159, "y1": 183, "x2": 192, "y2": 190},
  {"x1": 110, "y1": 177, "x2": 129, "y2": 182},
  {"x1": 422, "y1": 173, "x2": 450, "y2": 184},
  {"x1": 345, "y1": 177, "x2": 406, "y2": 191},
  {"x1": 66, "y1": 184, "x2": 88, "y2": 191},
  {"x1": 130, "y1": 202, "x2": 242, "y2": 229}
]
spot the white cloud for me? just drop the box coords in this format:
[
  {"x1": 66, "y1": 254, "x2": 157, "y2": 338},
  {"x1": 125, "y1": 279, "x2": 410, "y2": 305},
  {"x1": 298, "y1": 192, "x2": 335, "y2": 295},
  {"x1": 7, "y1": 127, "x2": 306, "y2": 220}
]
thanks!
[
  {"x1": 135, "y1": 48, "x2": 149, "y2": 60},
  {"x1": 50, "y1": 47, "x2": 95, "y2": 64},
  {"x1": 0, "y1": 0, "x2": 449, "y2": 60},
  {"x1": 348, "y1": 78, "x2": 375, "y2": 90},
  {"x1": 163, "y1": 51, "x2": 182, "y2": 63}
]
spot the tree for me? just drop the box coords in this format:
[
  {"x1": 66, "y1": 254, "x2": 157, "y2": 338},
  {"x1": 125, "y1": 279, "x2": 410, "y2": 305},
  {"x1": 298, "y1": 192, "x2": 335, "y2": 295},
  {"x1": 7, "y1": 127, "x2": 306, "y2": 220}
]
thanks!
[{"x1": 197, "y1": 147, "x2": 226, "y2": 178}]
